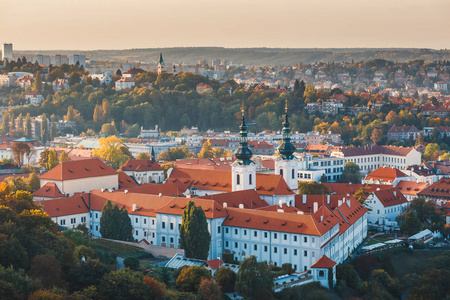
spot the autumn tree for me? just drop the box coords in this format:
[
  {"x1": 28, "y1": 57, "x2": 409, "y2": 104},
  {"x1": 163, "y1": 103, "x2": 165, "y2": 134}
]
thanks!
[
  {"x1": 136, "y1": 152, "x2": 150, "y2": 160},
  {"x1": 27, "y1": 173, "x2": 40, "y2": 192},
  {"x1": 64, "y1": 105, "x2": 83, "y2": 124},
  {"x1": 32, "y1": 71, "x2": 43, "y2": 93},
  {"x1": 2, "y1": 111, "x2": 9, "y2": 133},
  {"x1": 198, "y1": 140, "x2": 214, "y2": 158},
  {"x1": 175, "y1": 266, "x2": 212, "y2": 293},
  {"x1": 371, "y1": 128, "x2": 383, "y2": 144},
  {"x1": 198, "y1": 278, "x2": 223, "y2": 300},
  {"x1": 385, "y1": 111, "x2": 398, "y2": 124},
  {"x1": 297, "y1": 181, "x2": 330, "y2": 195},
  {"x1": 180, "y1": 201, "x2": 211, "y2": 260},
  {"x1": 93, "y1": 136, "x2": 130, "y2": 169},
  {"x1": 46, "y1": 149, "x2": 59, "y2": 171},
  {"x1": 59, "y1": 151, "x2": 71, "y2": 162},
  {"x1": 10, "y1": 142, "x2": 31, "y2": 166}
]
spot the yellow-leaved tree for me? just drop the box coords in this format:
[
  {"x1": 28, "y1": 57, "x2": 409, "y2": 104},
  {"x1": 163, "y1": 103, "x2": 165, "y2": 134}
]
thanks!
[{"x1": 93, "y1": 136, "x2": 130, "y2": 169}]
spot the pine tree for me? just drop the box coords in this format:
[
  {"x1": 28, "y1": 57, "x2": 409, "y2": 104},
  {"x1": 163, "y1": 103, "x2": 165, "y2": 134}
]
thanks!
[
  {"x1": 33, "y1": 71, "x2": 43, "y2": 93},
  {"x1": 102, "y1": 99, "x2": 110, "y2": 121},
  {"x1": 25, "y1": 113, "x2": 32, "y2": 138},
  {"x1": 180, "y1": 201, "x2": 211, "y2": 260},
  {"x1": 27, "y1": 172, "x2": 40, "y2": 192},
  {"x1": 100, "y1": 200, "x2": 133, "y2": 241},
  {"x1": 10, "y1": 113, "x2": 15, "y2": 130},
  {"x1": 93, "y1": 104, "x2": 104, "y2": 130},
  {"x1": 2, "y1": 112, "x2": 9, "y2": 133},
  {"x1": 17, "y1": 113, "x2": 23, "y2": 130},
  {"x1": 41, "y1": 114, "x2": 49, "y2": 144}
]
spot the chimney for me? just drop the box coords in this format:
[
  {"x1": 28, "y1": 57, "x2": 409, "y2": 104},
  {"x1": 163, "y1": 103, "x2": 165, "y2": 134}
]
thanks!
[
  {"x1": 277, "y1": 209, "x2": 284, "y2": 213},
  {"x1": 239, "y1": 204, "x2": 244, "y2": 209},
  {"x1": 327, "y1": 195, "x2": 330, "y2": 205},
  {"x1": 124, "y1": 190, "x2": 128, "y2": 194},
  {"x1": 320, "y1": 215, "x2": 323, "y2": 222},
  {"x1": 223, "y1": 202, "x2": 227, "y2": 208},
  {"x1": 297, "y1": 211, "x2": 304, "y2": 215},
  {"x1": 347, "y1": 199, "x2": 351, "y2": 208},
  {"x1": 338, "y1": 199, "x2": 343, "y2": 206},
  {"x1": 101, "y1": 188, "x2": 105, "y2": 193},
  {"x1": 313, "y1": 202, "x2": 318, "y2": 213},
  {"x1": 132, "y1": 204, "x2": 137, "y2": 212},
  {"x1": 278, "y1": 199, "x2": 284, "y2": 208},
  {"x1": 302, "y1": 194, "x2": 307, "y2": 204},
  {"x1": 159, "y1": 193, "x2": 162, "y2": 198}
]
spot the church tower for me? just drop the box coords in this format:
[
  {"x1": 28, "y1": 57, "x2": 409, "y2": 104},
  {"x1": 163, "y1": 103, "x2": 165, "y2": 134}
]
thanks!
[
  {"x1": 275, "y1": 101, "x2": 299, "y2": 190},
  {"x1": 232, "y1": 109, "x2": 256, "y2": 192},
  {"x1": 157, "y1": 53, "x2": 165, "y2": 75}
]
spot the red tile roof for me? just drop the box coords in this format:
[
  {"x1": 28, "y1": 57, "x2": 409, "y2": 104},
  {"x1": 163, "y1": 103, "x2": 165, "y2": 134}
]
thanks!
[
  {"x1": 40, "y1": 158, "x2": 118, "y2": 181},
  {"x1": 118, "y1": 172, "x2": 140, "y2": 189},
  {"x1": 155, "y1": 198, "x2": 228, "y2": 219},
  {"x1": 418, "y1": 178, "x2": 450, "y2": 198},
  {"x1": 365, "y1": 167, "x2": 407, "y2": 183},
  {"x1": 32, "y1": 182, "x2": 65, "y2": 198},
  {"x1": 338, "y1": 145, "x2": 414, "y2": 157},
  {"x1": 373, "y1": 187, "x2": 407, "y2": 207},
  {"x1": 123, "y1": 182, "x2": 183, "y2": 196},
  {"x1": 167, "y1": 168, "x2": 294, "y2": 196},
  {"x1": 199, "y1": 189, "x2": 268, "y2": 209},
  {"x1": 35, "y1": 194, "x2": 89, "y2": 217},
  {"x1": 395, "y1": 180, "x2": 428, "y2": 197},
  {"x1": 257, "y1": 203, "x2": 300, "y2": 213},
  {"x1": 223, "y1": 207, "x2": 339, "y2": 236},
  {"x1": 121, "y1": 159, "x2": 162, "y2": 172},
  {"x1": 205, "y1": 259, "x2": 224, "y2": 270},
  {"x1": 310, "y1": 255, "x2": 336, "y2": 268}
]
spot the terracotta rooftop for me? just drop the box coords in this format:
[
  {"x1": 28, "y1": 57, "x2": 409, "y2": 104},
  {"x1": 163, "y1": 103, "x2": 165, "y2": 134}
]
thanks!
[
  {"x1": 155, "y1": 198, "x2": 228, "y2": 219},
  {"x1": 123, "y1": 182, "x2": 183, "y2": 196},
  {"x1": 35, "y1": 194, "x2": 89, "y2": 217},
  {"x1": 118, "y1": 171, "x2": 140, "y2": 189},
  {"x1": 418, "y1": 178, "x2": 450, "y2": 198},
  {"x1": 32, "y1": 182, "x2": 65, "y2": 198},
  {"x1": 372, "y1": 187, "x2": 407, "y2": 207},
  {"x1": 121, "y1": 159, "x2": 162, "y2": 172},
  {"x1": 365, "y1": 167, "x2": 407, "y2": 183},
  {"x1": 199, "y1": 189, "x2": 268, "y2": 209},
  {"x1": 310, "y1": 255, "x2": 336, "y2": 268},
  {"x1": 40, "y1": 158, "x2": 118, "y2": 181},
  {"x1": 396, "y1": 180, "x2": 428, "y2": 196}
]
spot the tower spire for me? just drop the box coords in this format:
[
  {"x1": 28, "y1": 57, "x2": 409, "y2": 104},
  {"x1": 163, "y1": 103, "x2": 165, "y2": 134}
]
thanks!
[
  {"x1": 277, "y1": 100, "x2": 296, "y2": 160},
  {"x1": 234, "y1": 107, "x2": 253, "y2": 165}
]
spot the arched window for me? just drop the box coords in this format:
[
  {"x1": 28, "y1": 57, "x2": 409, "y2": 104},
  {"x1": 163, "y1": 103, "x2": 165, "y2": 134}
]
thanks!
[
  {"x1": 237, "y1": 174, "x2": 240, "y2": 185},
  {"x1": 249, "y1": 174, "x2": 252, "y2": 185},
  {"x1": 292, "y1": 169, "x2": 295, "y2": 179},
  {"x1": 280, "y1": 169, "x2": 283, "y2": 176},
  {"x1": 319, "y1": 270, "x2": 325, "y2": 277}
]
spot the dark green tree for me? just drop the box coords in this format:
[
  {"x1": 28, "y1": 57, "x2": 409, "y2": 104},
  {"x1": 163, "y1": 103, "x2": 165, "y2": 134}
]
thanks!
[
  {"x1": 339, "y1": 161, "x2": 361, "y2": 184},
  {"x1": 100, "y1": 200, "x2": 133, "y2": 241},
  {"x1": 215, "y1": 267, "x2": 237, "y2": 293},
  {"x1": 180, "y1": 201, "x2": 211, "y2": 260},
  {"x1": 235, "y1": 255, "x2": 273, "y2": 300},
  {"x1": 25, "y1": 113, "x2": 32, "y2": 138},
  {"x1": 401, "y1": 211, "x2": 422, "y2": 236},
  {"x1": 41, "y1": 113, "x2": 49, "y2": 144},
  {"x1": 175, "y1": 266, "x2": 211, "y2": 293}
]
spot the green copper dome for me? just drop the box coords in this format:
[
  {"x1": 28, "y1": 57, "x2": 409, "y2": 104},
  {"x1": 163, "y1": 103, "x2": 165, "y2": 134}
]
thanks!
[
  {"x1": 277, "y1": 102, "x2": 296, "y2": 160},
  {"x1": 235, "y1": 110, "x2": 253, "y2": 165}
]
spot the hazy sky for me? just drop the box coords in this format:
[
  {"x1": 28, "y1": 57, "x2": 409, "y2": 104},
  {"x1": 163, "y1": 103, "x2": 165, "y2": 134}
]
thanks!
[{"x1": 1, "y1": 0, "x2": 449, "y2": 50}]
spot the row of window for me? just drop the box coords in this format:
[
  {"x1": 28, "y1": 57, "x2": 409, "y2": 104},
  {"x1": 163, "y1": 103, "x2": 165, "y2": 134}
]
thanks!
[
  {"x1": 224, "y1": 228, "x2": 315, "y2": 243},
  {"x1": 225, "y1": 241, "x2": 314, "y2": 257},
  {"x1": 60, "y1": 216, "x2": 86, "y2": 226}
]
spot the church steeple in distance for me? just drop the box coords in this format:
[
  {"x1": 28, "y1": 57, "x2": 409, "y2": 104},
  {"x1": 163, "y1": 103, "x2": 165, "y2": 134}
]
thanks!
[
  {"x1": 234, "y1": 108, "x2": 253, "y2": 165},
  {"x1": 159, "y1": 53, "x2": 164, "y2": 64},
  {"x1": 277, "y1": 100, "x2": 296, "y2": 160}
]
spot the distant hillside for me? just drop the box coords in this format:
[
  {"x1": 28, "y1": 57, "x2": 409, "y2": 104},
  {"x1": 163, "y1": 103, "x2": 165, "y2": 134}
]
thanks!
[{"x1": 15, "y1": 47, "x2": 450, "y2": 66}]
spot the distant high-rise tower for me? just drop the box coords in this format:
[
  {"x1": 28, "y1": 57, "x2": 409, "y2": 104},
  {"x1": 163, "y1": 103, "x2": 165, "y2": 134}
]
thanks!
[
  {"x1": 2, "y1": 43, "x2": 13, "y2": 61},
  {"x1": 157, "y1": 53, "x2": 165, "y2": 75}
]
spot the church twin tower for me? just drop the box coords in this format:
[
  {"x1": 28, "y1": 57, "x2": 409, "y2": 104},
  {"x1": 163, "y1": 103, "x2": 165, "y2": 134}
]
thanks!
[{"x1": 231, "y1": 103, "x2": 298, "y2": 192}]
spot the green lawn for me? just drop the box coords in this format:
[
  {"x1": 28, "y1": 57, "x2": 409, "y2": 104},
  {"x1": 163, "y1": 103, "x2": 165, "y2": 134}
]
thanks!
[{"x1": 365, "y1": 234, "x2": 394, "y2": 246}]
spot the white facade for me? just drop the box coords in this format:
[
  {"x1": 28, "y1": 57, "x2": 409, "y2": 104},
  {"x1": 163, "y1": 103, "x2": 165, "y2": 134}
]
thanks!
[
  {"x1": 123, "y1": 169, "x2": 164, "y2": 184},
  {"x1": 40, "y1": 174, "x2": 119, "y2": 197},
  {"x1": 53, "y1": 212, "x2": 89, "y2": 229},
  {"x1": 364, "y1": 190, "x2": 408, "y2": 227},
  {"x1": 275, "y1": 157, "x2": 299, "y2": 190},
  {"x1": 231, "y1": 162, "x2": 256, "y2": 192},
  {"x1": 115, "y1": 78, "x2": 135, "y2": 90}
]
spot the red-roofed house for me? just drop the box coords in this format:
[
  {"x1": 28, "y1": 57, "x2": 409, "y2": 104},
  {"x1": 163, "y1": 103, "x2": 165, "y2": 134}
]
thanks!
[
  {"x1": 364, "y1": 187, "x2": 408, "y2": 228},
  {"x1": 121, "y1": 159, "x2": 164, "y2": 184},
  {"x1": 196, "y1": 83, "x2": 213, "y2": 93},
  {"x1": 363, "y1": 167, "x2": 409, "y2": 185},
  {"x1": 395, "y1": 180, "x2": 428, "y2": 201},
  {"x1": 39, "y1": 158, "x2": 119, "y2": 196}
]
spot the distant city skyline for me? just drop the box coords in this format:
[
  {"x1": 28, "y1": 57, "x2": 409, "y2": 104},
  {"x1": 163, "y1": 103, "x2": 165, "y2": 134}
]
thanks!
[{"x1": 1, "y1": 0, "x2": 449, "y2": 51}]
